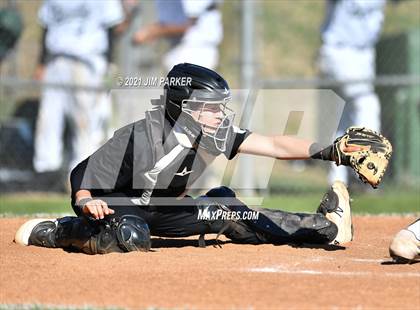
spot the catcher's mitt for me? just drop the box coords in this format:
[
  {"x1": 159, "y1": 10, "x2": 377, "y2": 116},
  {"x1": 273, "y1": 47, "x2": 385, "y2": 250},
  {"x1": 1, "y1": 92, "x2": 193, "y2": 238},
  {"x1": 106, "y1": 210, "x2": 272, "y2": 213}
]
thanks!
[{"x1": 333, "y1": 127, "x2": 393, "y2": 188}]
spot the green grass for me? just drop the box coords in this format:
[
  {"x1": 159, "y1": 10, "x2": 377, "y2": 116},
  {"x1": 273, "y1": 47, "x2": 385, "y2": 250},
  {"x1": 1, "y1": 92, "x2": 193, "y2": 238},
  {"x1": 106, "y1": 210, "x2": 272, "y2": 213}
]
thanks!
[
  {"x1": 1, "y1": 190, "x2": 418, "y2": 216},
  {"x1": 262, "y1": 191, "x2": 419, "y2": 214},
  {"x1": 0, "y1": 194, "x2": 70, "y2": 216}
]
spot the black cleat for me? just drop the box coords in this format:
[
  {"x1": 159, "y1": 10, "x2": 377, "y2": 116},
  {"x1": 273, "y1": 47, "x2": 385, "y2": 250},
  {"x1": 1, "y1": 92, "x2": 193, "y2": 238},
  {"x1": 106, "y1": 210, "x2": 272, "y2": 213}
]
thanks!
[
  {"x1": 15, "y1": 219, "x2": 57, "y2": 248},
  {"x1": 317, "y1": 181, "x2": 353, "y2": 245}
]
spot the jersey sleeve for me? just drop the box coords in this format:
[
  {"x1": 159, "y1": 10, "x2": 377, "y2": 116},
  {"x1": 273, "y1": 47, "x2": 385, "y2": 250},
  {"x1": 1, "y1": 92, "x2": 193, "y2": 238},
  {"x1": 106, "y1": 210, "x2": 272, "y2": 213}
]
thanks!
[
  {"x1": 223, "y1": 125, "x2": 252, "y2": 160},
  {"x1": 70, "y1": 123, "x2": 135, "y2": 195},
  {"x1": 181, "y1": 0, "x2": 213, "y2": 18},
  {"x1": 38, "y1": 2, "x2": 52, "y2": 27},
  {"x1": 100, "y1": 0, "x2": 125, "y2": 28}
]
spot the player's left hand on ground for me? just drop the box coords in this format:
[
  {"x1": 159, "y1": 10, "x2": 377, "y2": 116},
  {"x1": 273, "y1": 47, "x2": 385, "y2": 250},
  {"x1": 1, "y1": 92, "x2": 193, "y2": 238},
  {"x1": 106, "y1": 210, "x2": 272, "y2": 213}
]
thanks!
[{"x1": 333, "y1": 126, "x2": 393, "y2": 188}]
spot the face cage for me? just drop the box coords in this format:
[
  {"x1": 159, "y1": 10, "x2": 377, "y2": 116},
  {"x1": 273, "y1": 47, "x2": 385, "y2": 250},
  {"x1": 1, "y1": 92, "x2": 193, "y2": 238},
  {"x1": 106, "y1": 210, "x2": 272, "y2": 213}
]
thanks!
[{"x1": 181, "y1": 97, "x2": 235, "y2": 152}]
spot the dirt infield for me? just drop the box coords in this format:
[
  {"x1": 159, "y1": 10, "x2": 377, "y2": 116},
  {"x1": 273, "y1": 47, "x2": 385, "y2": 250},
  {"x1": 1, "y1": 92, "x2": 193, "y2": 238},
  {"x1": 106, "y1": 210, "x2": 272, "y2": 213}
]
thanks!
[{"x1": 1, "y1": 216, "x2": 419, "y2": 309}]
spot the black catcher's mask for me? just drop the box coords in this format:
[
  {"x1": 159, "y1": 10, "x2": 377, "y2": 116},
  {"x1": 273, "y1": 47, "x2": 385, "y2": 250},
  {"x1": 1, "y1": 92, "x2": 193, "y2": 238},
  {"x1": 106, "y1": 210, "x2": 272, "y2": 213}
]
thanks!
[{"x1": 163, "y1": 63, "x2": 235, "y2": 155}]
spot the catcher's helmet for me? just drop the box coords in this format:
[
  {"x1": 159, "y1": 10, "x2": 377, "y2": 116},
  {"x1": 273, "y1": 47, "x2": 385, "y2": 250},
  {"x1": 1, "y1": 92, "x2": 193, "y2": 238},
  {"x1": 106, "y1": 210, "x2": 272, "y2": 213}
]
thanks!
[{"x1": 164, "y1": 63, "x2": 235, "y2": 155}]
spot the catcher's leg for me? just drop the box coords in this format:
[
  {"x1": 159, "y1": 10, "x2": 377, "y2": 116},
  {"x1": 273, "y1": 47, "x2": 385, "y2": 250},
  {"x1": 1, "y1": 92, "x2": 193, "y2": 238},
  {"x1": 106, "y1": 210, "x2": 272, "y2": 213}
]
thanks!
[
  {"x1": 251, "y1": 181, "x2": 352, "y2": 245},
  {"x1": 14, "y1": 215, "x2": 151, "y2": 254},
  {"x1": 148, "y1": 186, "x2": 344, "y2": 246},
  {"x1": 202, "y1": 186, "x2": 341, "y2": 245},
  {"x1": 147, "y1": 187, "x2": 263, "y2": 244},
  {"x1": 202, "y1": 184, "x2": 353, "y2": 245}
]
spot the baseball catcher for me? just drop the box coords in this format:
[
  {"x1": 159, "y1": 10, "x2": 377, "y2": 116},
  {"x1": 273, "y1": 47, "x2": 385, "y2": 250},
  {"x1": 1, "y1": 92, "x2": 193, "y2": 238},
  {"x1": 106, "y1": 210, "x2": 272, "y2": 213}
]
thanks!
[{"x1": 15, "y1": 63, "x2": 392, "y2": 254}]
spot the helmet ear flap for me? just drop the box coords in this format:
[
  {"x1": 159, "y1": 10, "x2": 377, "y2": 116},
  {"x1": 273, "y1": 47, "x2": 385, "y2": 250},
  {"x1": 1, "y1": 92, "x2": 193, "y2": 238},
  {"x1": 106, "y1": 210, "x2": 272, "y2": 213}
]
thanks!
[{"x1": 164, "y1": 86, "x2": 191, "y2": 121}]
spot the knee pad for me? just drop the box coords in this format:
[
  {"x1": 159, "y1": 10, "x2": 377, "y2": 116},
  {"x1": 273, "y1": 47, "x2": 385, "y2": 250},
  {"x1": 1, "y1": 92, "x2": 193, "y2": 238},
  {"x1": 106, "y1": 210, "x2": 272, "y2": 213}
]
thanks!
[
  {"x1": 55, "y1": 216, "x2": 151, "y2": 254},
  {"x1": 115, "y1": 215, "x2": 151, "y2": 252},
  {"x1": 197, "y1": 186, "x2": 236, "y2": 224},
  {"x1": 205, "y1": 186, "x2": 236, "y2": 198},
  {"x1": 89, "y1": 215, "x2": 152, "y2": 254},
  {"x1": 55, "y1": 216, "x2": 122, "y2": 254},
  {"x1": 196, "y1": 196, "x2": 230, "y2": 225},
  {"x1": 55, "y1": 216, "x2": 98, "y2": 251},
  {"x1": 201, "y1": 186, "x2": 238, "y2": 215}
]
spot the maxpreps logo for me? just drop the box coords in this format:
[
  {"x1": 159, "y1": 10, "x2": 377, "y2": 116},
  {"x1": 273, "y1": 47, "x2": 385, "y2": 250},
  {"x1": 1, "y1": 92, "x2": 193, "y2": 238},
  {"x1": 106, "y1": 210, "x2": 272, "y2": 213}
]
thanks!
[{"x1": 197, "y1": 208, "x2": 259, "y2": 221}]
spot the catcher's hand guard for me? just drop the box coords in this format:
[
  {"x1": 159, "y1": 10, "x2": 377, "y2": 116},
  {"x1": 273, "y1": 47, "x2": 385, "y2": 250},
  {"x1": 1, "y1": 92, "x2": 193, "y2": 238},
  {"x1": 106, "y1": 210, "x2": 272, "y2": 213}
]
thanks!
[{"x1": 333, "y1": 127, "x2": 393, "y2": 188}]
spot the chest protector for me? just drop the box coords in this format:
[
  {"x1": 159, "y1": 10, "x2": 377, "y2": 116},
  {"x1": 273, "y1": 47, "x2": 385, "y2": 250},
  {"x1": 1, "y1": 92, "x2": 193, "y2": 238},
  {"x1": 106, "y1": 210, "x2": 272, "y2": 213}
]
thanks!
[{"x1": 132, "y1": 108, "x2": 211, "y2": 206}]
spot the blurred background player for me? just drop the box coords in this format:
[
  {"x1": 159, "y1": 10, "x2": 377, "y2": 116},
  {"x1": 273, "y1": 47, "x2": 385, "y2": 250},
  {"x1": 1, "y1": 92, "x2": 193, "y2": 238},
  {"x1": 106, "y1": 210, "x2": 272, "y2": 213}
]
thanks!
[
  {"x1": 32, "y1": 0, "x2": 124, "y2": 179},
  {"x1": 0, "y1": 7, "x2": 22, "y2": 67},
  {"x1": 389, "y1": 219, "x2": 420, "y2": 263},
  {"x1": 132, "y1": 0, "x2": 222, "y2": 71},
  {"x1": 318, "y1": 0, "x2": 386, "y2": 187}
]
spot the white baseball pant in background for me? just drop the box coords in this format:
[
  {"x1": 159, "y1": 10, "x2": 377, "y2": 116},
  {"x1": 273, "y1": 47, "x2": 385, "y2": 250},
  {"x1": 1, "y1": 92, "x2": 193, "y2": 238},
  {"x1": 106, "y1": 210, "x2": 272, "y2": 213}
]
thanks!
[
  {"x1": 34, "y1": 56, "x2": 110, "y2": 173},
  {"x1": 318, "y1": 45, "x2": 381, "y2": 185}
]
